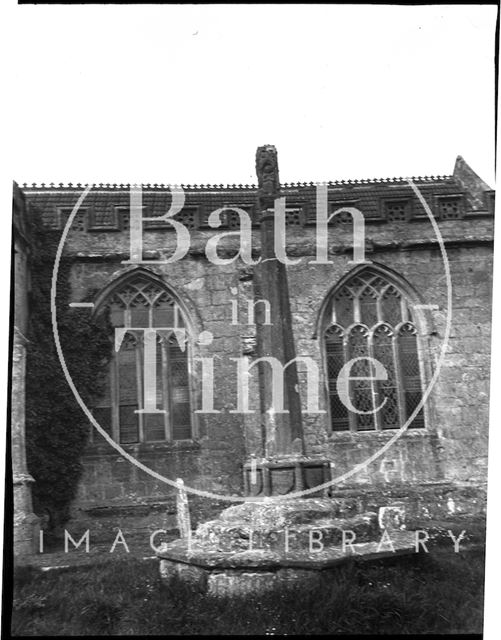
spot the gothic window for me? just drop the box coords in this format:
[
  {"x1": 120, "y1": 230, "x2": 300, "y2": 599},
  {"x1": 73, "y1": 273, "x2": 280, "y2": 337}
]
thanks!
[
  {"x1": 323, "y1": 268, "x2": 425, "y2": 432},
  {"x1": 92, "y1": 275, "x2": 193, "y2": 444}
]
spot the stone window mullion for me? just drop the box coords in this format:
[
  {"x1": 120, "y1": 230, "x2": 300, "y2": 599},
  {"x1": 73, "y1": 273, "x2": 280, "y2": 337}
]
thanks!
[
  {"x1": 393, "y1": 333, "x2": 407, "y2": 425},
  {"x1": 400, "y1": 298, "x2": 408, "y2": 323},
  {"x1": 162, "y1": 338, "x2": 173, "y2": 442},
  {"x1": 344, "y1": 333, "x2": 357, "y2": 433},
  {"x1": 354, "y1": 296, "x2": 361, "y2": 323},
  {"x1": 368, "y1": 328, "x2": 382, "y2": 431},
  {"x1": 111, "y1": 353, "x2": 120, "y2": 443},
  {"x1": 376, "y1": 295, "x2": 383, "y2": 324},
  {"x1": 136, "y1": 336, "x2": 145, "y2": 442}
]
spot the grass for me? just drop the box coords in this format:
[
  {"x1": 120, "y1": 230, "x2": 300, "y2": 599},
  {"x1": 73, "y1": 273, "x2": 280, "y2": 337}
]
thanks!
[{"x1": 9, "y1": 549, "x2": 484, "y2": 636}]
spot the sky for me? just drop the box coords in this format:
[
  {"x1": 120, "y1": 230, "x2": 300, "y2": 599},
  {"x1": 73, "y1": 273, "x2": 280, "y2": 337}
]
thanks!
[{"x1": 3, "y1": 4, "x2": 498, "y2": 186}]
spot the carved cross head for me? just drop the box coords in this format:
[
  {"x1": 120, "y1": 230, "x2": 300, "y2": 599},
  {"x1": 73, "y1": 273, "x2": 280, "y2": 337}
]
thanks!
[{"x1": 256, "y1": 145, "x2": 280, "y2": 209}]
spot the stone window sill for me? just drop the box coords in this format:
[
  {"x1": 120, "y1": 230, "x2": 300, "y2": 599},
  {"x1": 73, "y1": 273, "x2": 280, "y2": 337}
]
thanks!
[
  {"x1": 84, "y1": 439, "x2": 201, "y2": 456},
  {"x1": 326, "y1": 428, "x2": 433, "y2": 444}
]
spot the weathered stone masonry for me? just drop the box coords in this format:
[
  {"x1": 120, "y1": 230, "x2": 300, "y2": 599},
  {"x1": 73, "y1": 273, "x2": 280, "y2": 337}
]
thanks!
[
  {"x1": 11, "y1": 186, "x2": 41, "y2": 554},
  {"x1": 13, "y1": 154, "x2": 494, "y2": 533}
]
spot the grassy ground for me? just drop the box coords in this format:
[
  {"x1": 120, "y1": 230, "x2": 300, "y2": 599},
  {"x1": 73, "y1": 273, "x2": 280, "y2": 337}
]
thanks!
[{"x1": 9, "y1": 549, "x2": 484, "y2": 636}]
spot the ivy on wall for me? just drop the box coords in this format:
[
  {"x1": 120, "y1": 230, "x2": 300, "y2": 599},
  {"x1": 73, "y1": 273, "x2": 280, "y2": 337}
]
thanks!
[{"x1": 25, "y1": 212, "x2": 112, "y2": 531}]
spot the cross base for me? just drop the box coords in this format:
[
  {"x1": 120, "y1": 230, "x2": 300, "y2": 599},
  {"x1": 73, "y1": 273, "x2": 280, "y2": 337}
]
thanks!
[{"x1": 243, "y1": 458, "x2": 332, "y2": 498}]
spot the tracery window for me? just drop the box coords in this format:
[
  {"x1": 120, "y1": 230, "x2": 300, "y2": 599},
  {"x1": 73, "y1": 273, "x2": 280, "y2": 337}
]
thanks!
[
  {"x1": 92, "y1": 275, "x2": 193, "y2": 444},
  {"x1": 323, "y1": 269, "x2": 425, "y2": 432}
]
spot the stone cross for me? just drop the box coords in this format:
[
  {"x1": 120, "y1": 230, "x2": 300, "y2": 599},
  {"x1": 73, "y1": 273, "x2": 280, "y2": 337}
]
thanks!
[
  {"x1": 175, "y1": 478, "x2": 191, "y2": 540},
  {"x1": 254, "y1": 145, "x2": 305, "y2": 457}
]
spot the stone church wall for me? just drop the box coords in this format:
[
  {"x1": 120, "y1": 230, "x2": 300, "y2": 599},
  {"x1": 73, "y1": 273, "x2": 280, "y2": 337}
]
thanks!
[{"x1": 18, "y1": 171, "x2": 493, "y2": 522}]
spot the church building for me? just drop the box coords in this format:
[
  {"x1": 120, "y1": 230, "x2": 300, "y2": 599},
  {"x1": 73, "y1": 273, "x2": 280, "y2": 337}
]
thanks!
[{"x1": 11, "y1": 151, "x2": 494, "y2": 550}]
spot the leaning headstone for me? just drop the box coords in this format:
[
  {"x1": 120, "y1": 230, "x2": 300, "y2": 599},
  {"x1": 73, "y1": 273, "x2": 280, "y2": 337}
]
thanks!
[{"x1": 175, "y1": 478, "x2": 191, "y2": 540}]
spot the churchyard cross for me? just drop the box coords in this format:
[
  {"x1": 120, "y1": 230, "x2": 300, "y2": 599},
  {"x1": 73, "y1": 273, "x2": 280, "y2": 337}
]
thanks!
[{"x1": 253, "y1": 145, "x2": 306, "y2": 458}]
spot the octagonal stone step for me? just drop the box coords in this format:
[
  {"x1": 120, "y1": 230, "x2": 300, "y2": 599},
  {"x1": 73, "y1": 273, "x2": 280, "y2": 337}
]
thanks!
[
  {"x1": 195, "y1": 512, "x2": 379, "y2": 552},
  {"x1": 158, "y1": 530, "x2": 418, "y2": 596}
]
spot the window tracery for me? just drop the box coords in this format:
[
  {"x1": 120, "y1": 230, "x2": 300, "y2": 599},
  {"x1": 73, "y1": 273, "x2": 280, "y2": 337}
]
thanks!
[{"x1": 324, "y1": 269, "x2": 425, "y2": 432}]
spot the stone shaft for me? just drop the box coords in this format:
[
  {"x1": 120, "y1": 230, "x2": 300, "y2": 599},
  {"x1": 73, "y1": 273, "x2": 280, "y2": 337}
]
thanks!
[
  {"x1": 175, "y1": 478, "x2": 191, "y2": 539},
  {"x1": 254, "y1": 145, "x2": 305, "y2": 456}
]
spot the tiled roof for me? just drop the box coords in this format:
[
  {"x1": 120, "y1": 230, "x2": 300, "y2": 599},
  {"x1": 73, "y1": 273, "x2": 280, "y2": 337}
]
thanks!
[{"x1": 16, "y1": 165, "x2": 494, "y2": 234}]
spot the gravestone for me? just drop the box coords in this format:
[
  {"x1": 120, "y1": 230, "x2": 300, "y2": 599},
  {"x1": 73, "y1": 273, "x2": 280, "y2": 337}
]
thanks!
[{"x1": 175, "y1": 478, "x2": 191, "y2": 540}]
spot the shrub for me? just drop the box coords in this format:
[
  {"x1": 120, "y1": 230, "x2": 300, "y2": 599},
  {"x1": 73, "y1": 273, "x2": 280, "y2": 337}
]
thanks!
[{"x1": 25, "y1": 211, "x2": 112, "y2": 531}]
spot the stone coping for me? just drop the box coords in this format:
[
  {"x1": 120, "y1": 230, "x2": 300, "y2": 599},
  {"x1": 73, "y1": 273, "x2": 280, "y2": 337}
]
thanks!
[{"x1": 157, "y1": 531, "x2": 416, "y2": 571}]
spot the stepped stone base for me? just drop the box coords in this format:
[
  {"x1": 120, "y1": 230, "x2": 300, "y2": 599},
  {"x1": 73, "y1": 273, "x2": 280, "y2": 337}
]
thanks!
[
  {"x1": 157, "y1": 498, "x2": 417, "y2": 596},
  {"x1": 243, "y1": 458, "x2": 332, "y2": 497}
]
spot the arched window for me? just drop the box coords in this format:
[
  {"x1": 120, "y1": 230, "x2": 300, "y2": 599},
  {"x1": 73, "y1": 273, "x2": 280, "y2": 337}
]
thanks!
[
  {"x1": 92, "y1": 274, "x2": 193, "y2": 443},
  {"x1": 323, "y1": 268, "x2": 425, "y2": 432}
]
